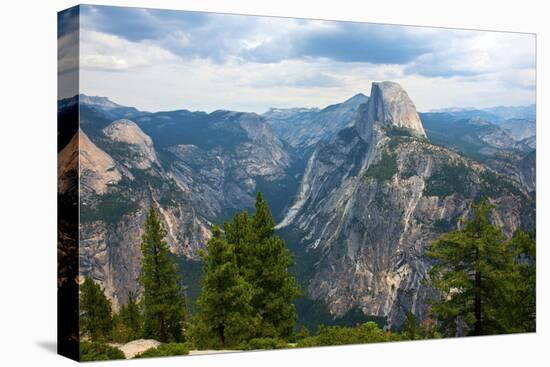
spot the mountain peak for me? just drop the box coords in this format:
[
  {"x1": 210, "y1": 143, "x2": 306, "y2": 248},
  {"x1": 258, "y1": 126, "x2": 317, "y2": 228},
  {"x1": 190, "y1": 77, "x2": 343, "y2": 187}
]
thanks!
[
  {"x1": 78, "y1": 94, "x2": 123, "y2": 110},
  {"x1": 343, "y1": 93, "x2": 369, "y2": 106},
  {"x1": 102, "y1": 119, "x2": 158, "y2": 169},
  {"x1": 363, "y1": 81, "x2": 426, "y2": 137}
]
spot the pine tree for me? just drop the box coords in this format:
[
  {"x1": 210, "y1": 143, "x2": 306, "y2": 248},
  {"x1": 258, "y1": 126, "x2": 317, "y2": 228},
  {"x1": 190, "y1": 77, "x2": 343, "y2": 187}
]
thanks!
[
  {"x1": 426, "y1": 199, "x2": 535, "y2": 336},
  {"x1": 121, "y1": 292, "x2": 142, "y2": 338},
  {"x1": 500, "y1": 229, "x2": 536, "y2": 332},
  {"x1": 402, "y1": 312, "x2": 418, "y2": 340},
  {"x1": 80, "y1": 277, "x2": 113, "y2": 341},
  {"x1": 138, "y1": 206, "x2": 186, "y2": 342},
  {"x1": 196, "y1": 226, "x2": 258, "y2": 347},
  {"x1": 112, "y1": 291, "x2": 142, "y2": 342},
  {"x1": 229, "y1": 192, "x2": 300, "y2": 339}
]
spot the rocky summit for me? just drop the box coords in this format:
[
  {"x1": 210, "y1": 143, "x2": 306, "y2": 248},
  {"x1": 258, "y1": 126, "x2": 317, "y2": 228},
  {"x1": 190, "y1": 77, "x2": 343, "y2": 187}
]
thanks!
[
  {"x1": 359, "y1": 81, "x2": 426, "y2": 140},
  {"x1": 58, "y1": 82, "x2": 535, "y2": 328}
]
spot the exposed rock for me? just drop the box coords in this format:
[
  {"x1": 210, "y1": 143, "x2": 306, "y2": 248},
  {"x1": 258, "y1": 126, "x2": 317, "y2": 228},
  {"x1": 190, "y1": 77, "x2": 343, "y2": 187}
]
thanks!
[
  {"x1": 58, "y1": 129, "x2": 122, "y2": 195},
  {"x1": 278, "y1": 82, "x2": 533, "y2": 329},
  {"x1": 57, "y1": 130, "x2": 79, "y2": 194},
  {"x1": 110, "y1": 339, "x2": 161, "y2": 359},
  {"x1": 63, "y1": 89, "x2": 535, "y2": 330},
  {"x1": 519, "y1": 150, "x2": 536, "y2": 192},
  {"x1": 498, "y1": 118, "x2": 536, "y2": 141},
  {"x1": 264, "y1": 93, "x2": 368, "y2": 149},
  {"x1": 102, "y1": 119, "x2": 159, "y2": 169},
  {"x1": 75, "y1": 105, "x2": 296, "y2": 308},
  {"x1": 359, "y1": 82, "x2": 426, "y2": 140}
]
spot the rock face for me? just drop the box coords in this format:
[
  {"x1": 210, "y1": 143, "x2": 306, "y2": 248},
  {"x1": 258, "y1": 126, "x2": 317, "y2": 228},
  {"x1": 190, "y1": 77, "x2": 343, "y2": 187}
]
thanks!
[
  {"x1": 75, "y1": 117, "x2": 213, "y2": 307},
  {"x1": 264, "y1": 93, "x2": 368, "y2": 149},
  {"x1": 58, "y1": 129, "x2": 122, "y2": 195},
  {"x1": 102, "y1": 119, "x2": 159, "y2": 169},
  {"x1": 498, "y1": 118, "x2": 536, "y2": 141},
  {"x1": 419, "y1": 110, "x2": 536, "y2": 193},
  {"x1": 359, "y1": 82, "x2": 426, "y2": 140},
  {"x1": 58, "y1": 88, "x2": 535, "y2": 328},
  {"x1": 60, "y1": 99, "x2": 297, "y2": 308},
  {"x1": 519, "y1": 150, "x2": 536, "y2": 192},
  {"x1": 146, "y1": 110, "x2": 293, "y2": 220},
  {"x1": 277, "y1": 82, "x2": 533, "y2": 329}
]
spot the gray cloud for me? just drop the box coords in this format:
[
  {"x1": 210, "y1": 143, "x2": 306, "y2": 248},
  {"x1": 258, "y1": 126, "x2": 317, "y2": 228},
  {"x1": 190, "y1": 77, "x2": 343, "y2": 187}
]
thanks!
[
  {"x1": 72, "y1": 5, "x2": 536, "y2": 112},
  {"x1": 243, "y1": 23, "x2": 433, "y2": 64}
]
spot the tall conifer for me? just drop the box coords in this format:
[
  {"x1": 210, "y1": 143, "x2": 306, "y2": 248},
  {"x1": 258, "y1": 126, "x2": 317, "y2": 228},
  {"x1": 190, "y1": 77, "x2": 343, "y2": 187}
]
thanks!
[
  {"x1": 196, "y1": 226, "x2": 258, "y2": 347},
  {"x1": 138, "y1": 206, "x2": 186, "y2": 342},
  {"x1": 80, "y1": 277, "x2": 113, "y2": 341},
  {"x1": 427, "y1": 199, "x2": 535, "y2": 336}
]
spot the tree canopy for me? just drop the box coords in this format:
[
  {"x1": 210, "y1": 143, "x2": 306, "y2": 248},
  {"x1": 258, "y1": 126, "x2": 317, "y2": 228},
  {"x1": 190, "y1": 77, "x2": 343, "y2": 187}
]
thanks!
[
  {"x1": 138, "y1": 206, "x2": 186, "y2": 342},
  {"x1": 79, "y1": 277, "x2": 113, "y2": 341},
  {"x1": 194, "y1": 192, "x2": 300, "y2": 347},
  {"x1": 426, "y1": 199, "x2": 536, "y2": 336}
]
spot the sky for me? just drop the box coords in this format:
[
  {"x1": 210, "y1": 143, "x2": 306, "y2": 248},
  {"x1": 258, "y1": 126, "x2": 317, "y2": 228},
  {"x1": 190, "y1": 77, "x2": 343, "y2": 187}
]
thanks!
[{"x1": 58, "y1": 5, "x2": 536, "y2": 113}]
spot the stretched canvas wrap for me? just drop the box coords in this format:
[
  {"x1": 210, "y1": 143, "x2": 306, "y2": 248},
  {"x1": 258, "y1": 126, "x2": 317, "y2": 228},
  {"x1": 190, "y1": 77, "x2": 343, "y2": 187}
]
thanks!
[{"x1": 58, "y1": 4, "x2": 537, "y2": 362}]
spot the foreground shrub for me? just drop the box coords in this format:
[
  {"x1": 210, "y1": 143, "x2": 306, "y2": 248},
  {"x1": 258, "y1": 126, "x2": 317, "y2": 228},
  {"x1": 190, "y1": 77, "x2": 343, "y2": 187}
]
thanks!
[
  {"x1": 297, "y1": 322, "x2": 402, "y2": 347},
  {"x1": 79, "y1": 341, "x2": 125, "y2": 361},
  {"x1": 134, "y1": 343, "x2": 190, "y2": 358},
  {"x1": 239, "y1": 337, "x2": 288, "y2": 350}
]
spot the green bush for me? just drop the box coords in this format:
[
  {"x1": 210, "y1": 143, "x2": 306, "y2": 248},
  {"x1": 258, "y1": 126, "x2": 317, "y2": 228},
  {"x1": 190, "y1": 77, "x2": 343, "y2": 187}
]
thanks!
[
  {"x1": 79, "y1": 341, "x2": 125, "y2": 361},
  {"x1": 297, "y1": 322, "x2": 402, "y2": 347},
  {"x1": 479, "y1": 170, "x2": 522, "y2": 198},
  {"x1": 239, "y1": 337, "x2": 287, "y2": 350},
  {"x1": 365, "y1": 152, "x2": 398, "y2": 181},
  {"x1": 134, "y1": 343, "x2": 190, "y2": 358},
  {"x1": 294, "y1": 325, "x2": 310, "y2": 341},
  {"x1": 424, "y1": 162, "x2": 471, "y2": 197}
]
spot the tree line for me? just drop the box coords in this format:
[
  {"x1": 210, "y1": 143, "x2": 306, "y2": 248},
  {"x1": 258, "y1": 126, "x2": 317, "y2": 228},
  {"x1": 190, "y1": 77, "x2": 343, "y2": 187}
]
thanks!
[{"x1": 79, "y1": 195, "x2": 535, "y2": 360}]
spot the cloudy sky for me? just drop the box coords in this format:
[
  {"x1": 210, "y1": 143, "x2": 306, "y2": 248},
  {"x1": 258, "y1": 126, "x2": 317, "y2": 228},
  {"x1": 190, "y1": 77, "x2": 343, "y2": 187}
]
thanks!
[{"x1": 58, "y1": 5, "x2": 536, "y2": 113}]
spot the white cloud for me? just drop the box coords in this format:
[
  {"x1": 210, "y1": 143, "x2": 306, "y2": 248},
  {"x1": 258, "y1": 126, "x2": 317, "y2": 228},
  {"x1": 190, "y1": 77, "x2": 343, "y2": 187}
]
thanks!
[
  {"x1": 75, "y1": 9, "x2": 536, "y2": 112},
  {"x1": 406, "y1": 30, "x2": 535, "y2": 79},
  {"x1": 80, "y1": 31, "x2": 178, "y2": 71}
]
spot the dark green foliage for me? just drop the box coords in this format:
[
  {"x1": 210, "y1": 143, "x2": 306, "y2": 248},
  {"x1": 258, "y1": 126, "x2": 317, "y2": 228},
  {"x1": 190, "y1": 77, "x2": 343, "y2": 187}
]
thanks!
[
  {"x1": 101, "y1": 141, "x2": 141, "y2": 162},
  {"x1": 174, "y1": 257, "x2": 203, "y2": 312},
  {"x1": 402, "y1": 313, "x2": 418, "y2": 340},
  {"x1": 504, "y1": 230, "x2": 536, "y2": 332},
  {"x1": 288, "y1": 242, "x2": 322, "y2": 287},
  {"x1": 195, "y1": 193, "x2": 300, "y2": 347},
  {"x1": 297, "y1": 322, "x2": 402, "y2": 347},
  {"x1": 432, "y1": 218, "x2": 456, "y2": 233},
  {"x1": 239, "y1": 338, "x2": 288, "y2": 350},
  {"x1": 79, "y1": 341, "x2": 125, "y2": 361},
  {"x1": 233, "y1": 192, "x2": 301, "y2": 339},
  {"x1": 424, "y1": 162, "x2": 471, "y2": 197},
  {"x1": 402, "y1": 312, "x2": 441, "y2": 340},
  {"x1": 135, "y1": 110, "x2": 249, "y2": 150},
  {"x1": 337, "y1": 126, "x2": 359, "y2": 143},
  {"x1": 426, "y1": 200, "x2": 536, "y2": 336},
  {"x1": 386, "y1": 126, "x2": 417, "y2": 138},
  {"x1": 139, "y1": 207, "x2": 186, "y2": 342},
  {"x1": 193, "y1": 226, "x2": 258, "y2": 348},
  {"x1": 479, "y1": 170, "x2": 522, "y2": 198},
  {"x1": 79, "y1": 277, "x2": 113, "y2": 341},
  {"x1": 365, "y1": 151, "x2": 398, "y2": 181},
  {"x1": 134, "y1": 343, "x2": 190, "y2": 358},
  {"x1": 295, "y1": 325, "x2": 310, "y2": 341},
  {"x1": 111, "y1": 292, "x2": 142, "y2": 343},
  {"x1": 80, "y1": 191, "x2": 139, "y2": 224},
  {"x1": 293, "y1": 298, "x2": 386, "y2": 334},
  {"x1": 420, "y1": 113, "x2": 504, "y2": 161}
]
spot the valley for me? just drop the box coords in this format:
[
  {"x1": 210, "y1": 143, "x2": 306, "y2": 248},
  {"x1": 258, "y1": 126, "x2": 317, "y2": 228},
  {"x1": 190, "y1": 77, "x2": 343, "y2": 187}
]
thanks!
[{"x1": 58, "y1": 82, "x2": 536, "y2": 331}]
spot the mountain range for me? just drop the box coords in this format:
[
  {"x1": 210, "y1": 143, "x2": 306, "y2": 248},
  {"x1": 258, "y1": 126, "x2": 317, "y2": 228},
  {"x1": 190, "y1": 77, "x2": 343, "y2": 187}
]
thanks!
[{"x1": 58, "y1": 82, "x2": 536, "y2": 330}]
